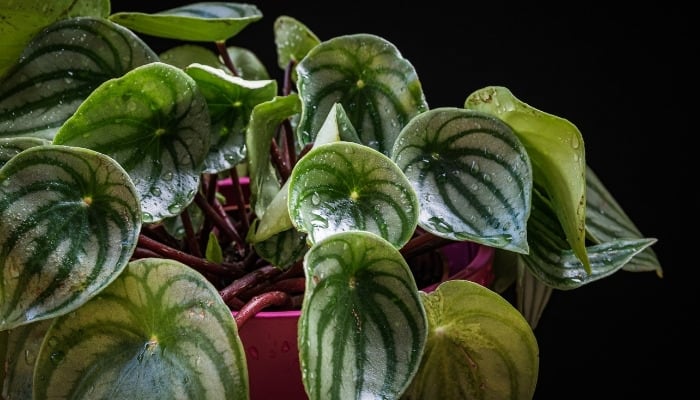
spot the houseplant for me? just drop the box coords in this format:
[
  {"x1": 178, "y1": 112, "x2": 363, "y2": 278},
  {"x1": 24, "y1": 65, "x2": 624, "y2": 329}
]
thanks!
[{"x1": 0, "y1": 1, "x2": 664, "y2": 399}]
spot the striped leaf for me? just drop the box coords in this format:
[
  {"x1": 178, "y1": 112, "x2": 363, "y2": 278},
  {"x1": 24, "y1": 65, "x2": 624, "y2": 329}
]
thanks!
[
  {"x1": 185, "y1": 63, "x2": 277, "y2": 174},
  {"x1": 109, "y1": 2, "x2": 262, "y2": 42},
  {"x1": 296, "y1": 33, "x2": 428, "y2": 155},
  {"x1": 0, "y1": 137, "x2": 50, "y2": 168},
  {"x1": 466, "y1": 86, "x2": 589, "y2": 272},
  {"x1": 32, "y1": 258, "x2": 249, "y2": 399},
  {"x1": 0, "y1": 0, "x2": 110, "y2": 79},
  {"x1": 288, "y1": 141, "x2": 419, "y2": 248},
  {"x1": 524, "y1": 188, "x2": 656, "y2": 289},
  {"x1": 1, "y1": 318, "x2": 52, "y2": 400},
  {"x1": 0, "y1": 145, "x2": 141, "y2": 330},
  {"x1": 585, "y1": 166, "x2": 663, "y2": 275},
  {"x1": 53, "y1": 62, "x2": 210, "y2": 224},
  {"x1": 0, "y1": 17, "x2": 158, "y2": 140},
  {"x1": 300, "y1": 231, "x2": 427, "y2": 400},
  {"x1": 392, "y1": 107, "x2": 532, "y2": 253},
  {"x1": 404, "y1": 280, "x2": 539, "y2": 400}
]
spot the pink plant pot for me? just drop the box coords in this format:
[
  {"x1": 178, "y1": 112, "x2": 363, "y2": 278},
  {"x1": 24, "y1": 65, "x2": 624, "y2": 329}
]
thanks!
[{"x1": 233, "y1": 241, "x2": 495, "y2": 400}]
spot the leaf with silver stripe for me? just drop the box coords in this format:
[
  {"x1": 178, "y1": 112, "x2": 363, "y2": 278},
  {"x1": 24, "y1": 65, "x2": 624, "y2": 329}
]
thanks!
[
  {"x1": 0, "y1": 17, "x2": 158, "y2": 140},
  {"x1": 393, "y1": 107, "x2": 532, "y2": 253},
  {"x1": 300, "y1": 231, "x2": 427, "y2": 400},
  {"x1": 296, "y1": 33, "x2": 428, "y2": 155},
  {"x1": 32, "y1": 258, "x2": 249, "y2": 399},
  {"x1": 0, "y1": 145, "x2": 141, "y2": 330}
]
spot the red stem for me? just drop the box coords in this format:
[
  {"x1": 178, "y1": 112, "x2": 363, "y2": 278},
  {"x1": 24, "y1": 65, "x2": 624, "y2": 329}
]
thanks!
[
  {"x1": 227, "y1": 168, "x2": 250, "y2": 232},
  {"x1": 194, "y1": 191, "x2": 244, "y2": 249},
  {"x1": 234, "y1": 291, "x2": 292, "y2": 329},
  {"x1": 180, "y1": 208, "x2": 202, "y2": 258},
  {"x1": 219, "y1": 265, "x2": 281, "y2": 304},
  {"x1": 216, "y1": 41, "x2": 239, "y2": 76},
  {"x1": 137, "y1": 234, "x2": 243, "y2": 277}
]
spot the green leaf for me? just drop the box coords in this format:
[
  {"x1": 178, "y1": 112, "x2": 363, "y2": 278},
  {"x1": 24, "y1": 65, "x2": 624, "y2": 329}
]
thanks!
[
  {"x1": 224, "y1": 46, "x2": 271, "y2": 80},
  {"x1": 109, "y1": 2, "x2": 262, "y2": 42},
  {"x1": 0, "y1": 145, "x2": 141, "y2": 330},
  {"x1": 160, "y1": 44, "x2": 226, "y2": 71},
  {"x1": 524, "y1": 188, "x2": 656, "y2": 289},
  {"x1": 205, "y1": 231, "x2": 223, "y2": 264},
  {"x1": 273, "y1": 15, "x2": 320, "y2": 80},
  {"x1": 186, "y1": 63, "x2": 277, "y2": 174},
  {"x1": 392, "y1": 107, "x2": 532, "y2": 253},
  {"x1": 0, "y1": 17, "x2": 158, "y2": 140},
  {"x1": 53, "y1": 62, "x2": 210, "y2": 224},
  {"x1": 585, "y1": 165, "x2": 663, "y2": 275},
  {"x1": 465, "y1": 86, "x2": 589, "y2": 272},
  {"x1": 404, "y1": 280, "x2": 539, "y2": 400},
  {"x1": 0, "y1": 0, "x2": 110, "y2": 79},
  {"x1": 300, "y1": 231, "x2": 427, "y2": 400},
  {"x1": 32, "y1": 258, "x2": 249, "y2": 399},
  {"x1": 0, "y1": 137, "x2": 50, "y2": 168},
  {"x1": 296, "y1": 33, "x2": 428, "y2": 155},
  {"x1": 246, "y1": 93, "x2": 301, "y2": 216},
  {"x1": 1, "y1": 319, "x2": 52, "y2": 399},
  {"x1": 253, "y1": 228, "x2": 308, "y2": 270},
  {"x1": 288, "y1": 141, "x2": 419, "y2": 248}
]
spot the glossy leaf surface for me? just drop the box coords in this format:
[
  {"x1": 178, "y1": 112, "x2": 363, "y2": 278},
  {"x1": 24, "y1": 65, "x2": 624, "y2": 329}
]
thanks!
[
  {"x1": 524, "y1": 188, "x2": 656, "y2": 289},
  {"x1": 0, "y1": 17, "x2": 158, "y2": 140},
  {"x1": 288, "y1": 141, "x2": 419, "y2": 248},
  {"x1": 300, "y1": 231, "x2": 427, "y2": 400},
  {"x1": 393, "y1": 107, "x2": 532, "y2": 253},
  {"x1": 53, "y1": 62, "x2": 210, "y2": 224},
  {"x1": 109, "y1": 2, "x2": 262, "y2": 42},
  {"x1": 296, "y1": 33, "x2": 428, "y2": 155},
  {"x1": 186, "y1": 63, "x2": 277, "y2": 174},
  {"x1": 585, "y1": 166, "x2": 662, "y2": 275},
  {"x1": 33, "y1": 258, "x2": 249, "y2": 399},
  {"x1": 404, "y1": 280, "x2": 539, "y2": 399},
  {"x1": 0, "y1": 137, "x2": 50, "y2": 168},
  {"x1": 0, "y1": 145, "x2": 141, "y2": 330},
  {"x1": 466, "y1": 86, "x2": 589, "y2": 271},
  {"x1": 0, "y1": 0, "x2": 110, "y2": 79}
]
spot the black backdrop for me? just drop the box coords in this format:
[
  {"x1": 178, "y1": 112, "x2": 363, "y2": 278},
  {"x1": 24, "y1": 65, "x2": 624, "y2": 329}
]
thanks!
[{"x1": 109, "y1": 1, "x2": 684, "y2": 398}]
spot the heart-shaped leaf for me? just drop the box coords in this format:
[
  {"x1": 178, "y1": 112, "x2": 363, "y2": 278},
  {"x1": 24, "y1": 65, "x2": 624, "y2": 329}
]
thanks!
[
  {"x1": 300, "y1": 231, "x2": 427, "y2": 400},
  {"x1": 53, "y1": 61, "x2": 210, "y2": 224},
  {"x1": 32, "y1": 258, "x2": 249, "y2": 399},
  {"x1": 296, "y1": 33, "x2": 428, "y2": 155},
  {"x1": 466, "y1": 86, "x2": 589, "y2": 271},
  {"x1": 288, "y1": 141, "x2": 419, "y2": 248},
  {"x1": 0, "y1": 145, "x2": 141, "y2": 330},
  {"x1": 186, "y1": 63, "x2": 277, "y2": 174},
  {"x1": 274, "y1": 15, "x2": 320, "y2": 81},
  {"x1": 0, "y1": 17, "x2": 158, "y2": 140},
  {"x1": 392, "y1": 107, "x2": 532, "y2": 253},
  {"x1": 109, "y1": 2, "x2": 262, "y2": 42},
  {"x1": 404, "y1": 280, "x2": 539, "y2": 399}
]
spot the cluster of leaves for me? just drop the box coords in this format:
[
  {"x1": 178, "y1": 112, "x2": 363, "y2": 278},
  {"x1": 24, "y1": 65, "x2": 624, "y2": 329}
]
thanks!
[{"x1": 0, "y1": 1, "x2": 661, "y2": 399}]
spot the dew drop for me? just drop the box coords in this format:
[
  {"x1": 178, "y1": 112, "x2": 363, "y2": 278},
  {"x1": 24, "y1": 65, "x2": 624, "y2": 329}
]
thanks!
[
  {"x1": 150, "y1": 187, "x2": 161, "y2": 196},
  {"x1": 311, "y1": 192, "x2": 320, "y2": 205},
  {"x1": 50, "y1": 351, "x2": 65, "y2": 365},
  {"x1": 142, "y1": 212, "x2": 153, "y2": 223},
  {"x1": 168, "y1": 203, "x2": 182, "y2": 214}
]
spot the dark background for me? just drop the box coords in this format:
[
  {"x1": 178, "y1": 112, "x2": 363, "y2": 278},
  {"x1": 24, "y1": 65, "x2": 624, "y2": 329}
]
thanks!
[{"x1": 111, "y1": 1, "x2": 685, "y2": 398}]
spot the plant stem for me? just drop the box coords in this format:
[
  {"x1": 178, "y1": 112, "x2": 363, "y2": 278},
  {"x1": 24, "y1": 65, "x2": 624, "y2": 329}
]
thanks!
[
  {"x1": 219, "y1": 265, "x2": 281, "y2": 305},
  {"x1": 227, "y1": 168, "x2": 250, "y2": 232},
  {"x1": 180, "y1": 208, "x2": 202, "y2": 258},
  {"x1": 234, "y1": 291, "x2": 292, "y2": 329},
  {"x1": 216, "y1": 40, "x2": 239, "y2": 76},
  {"x1": 194, "y1": 191, "x2": 245, "y2": 250},
  {"x1": 400, "y1": 230, "x2": 455, "y2": 259},
  {"x1": 137, "y1": 234, "x2": 243, "y2": 277}
]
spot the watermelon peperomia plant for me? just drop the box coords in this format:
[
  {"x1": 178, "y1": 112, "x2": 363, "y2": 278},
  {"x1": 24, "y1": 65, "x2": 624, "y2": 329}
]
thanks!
[{"x1": 0, "y1": 1, "x2": 663, "y2": 399}]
